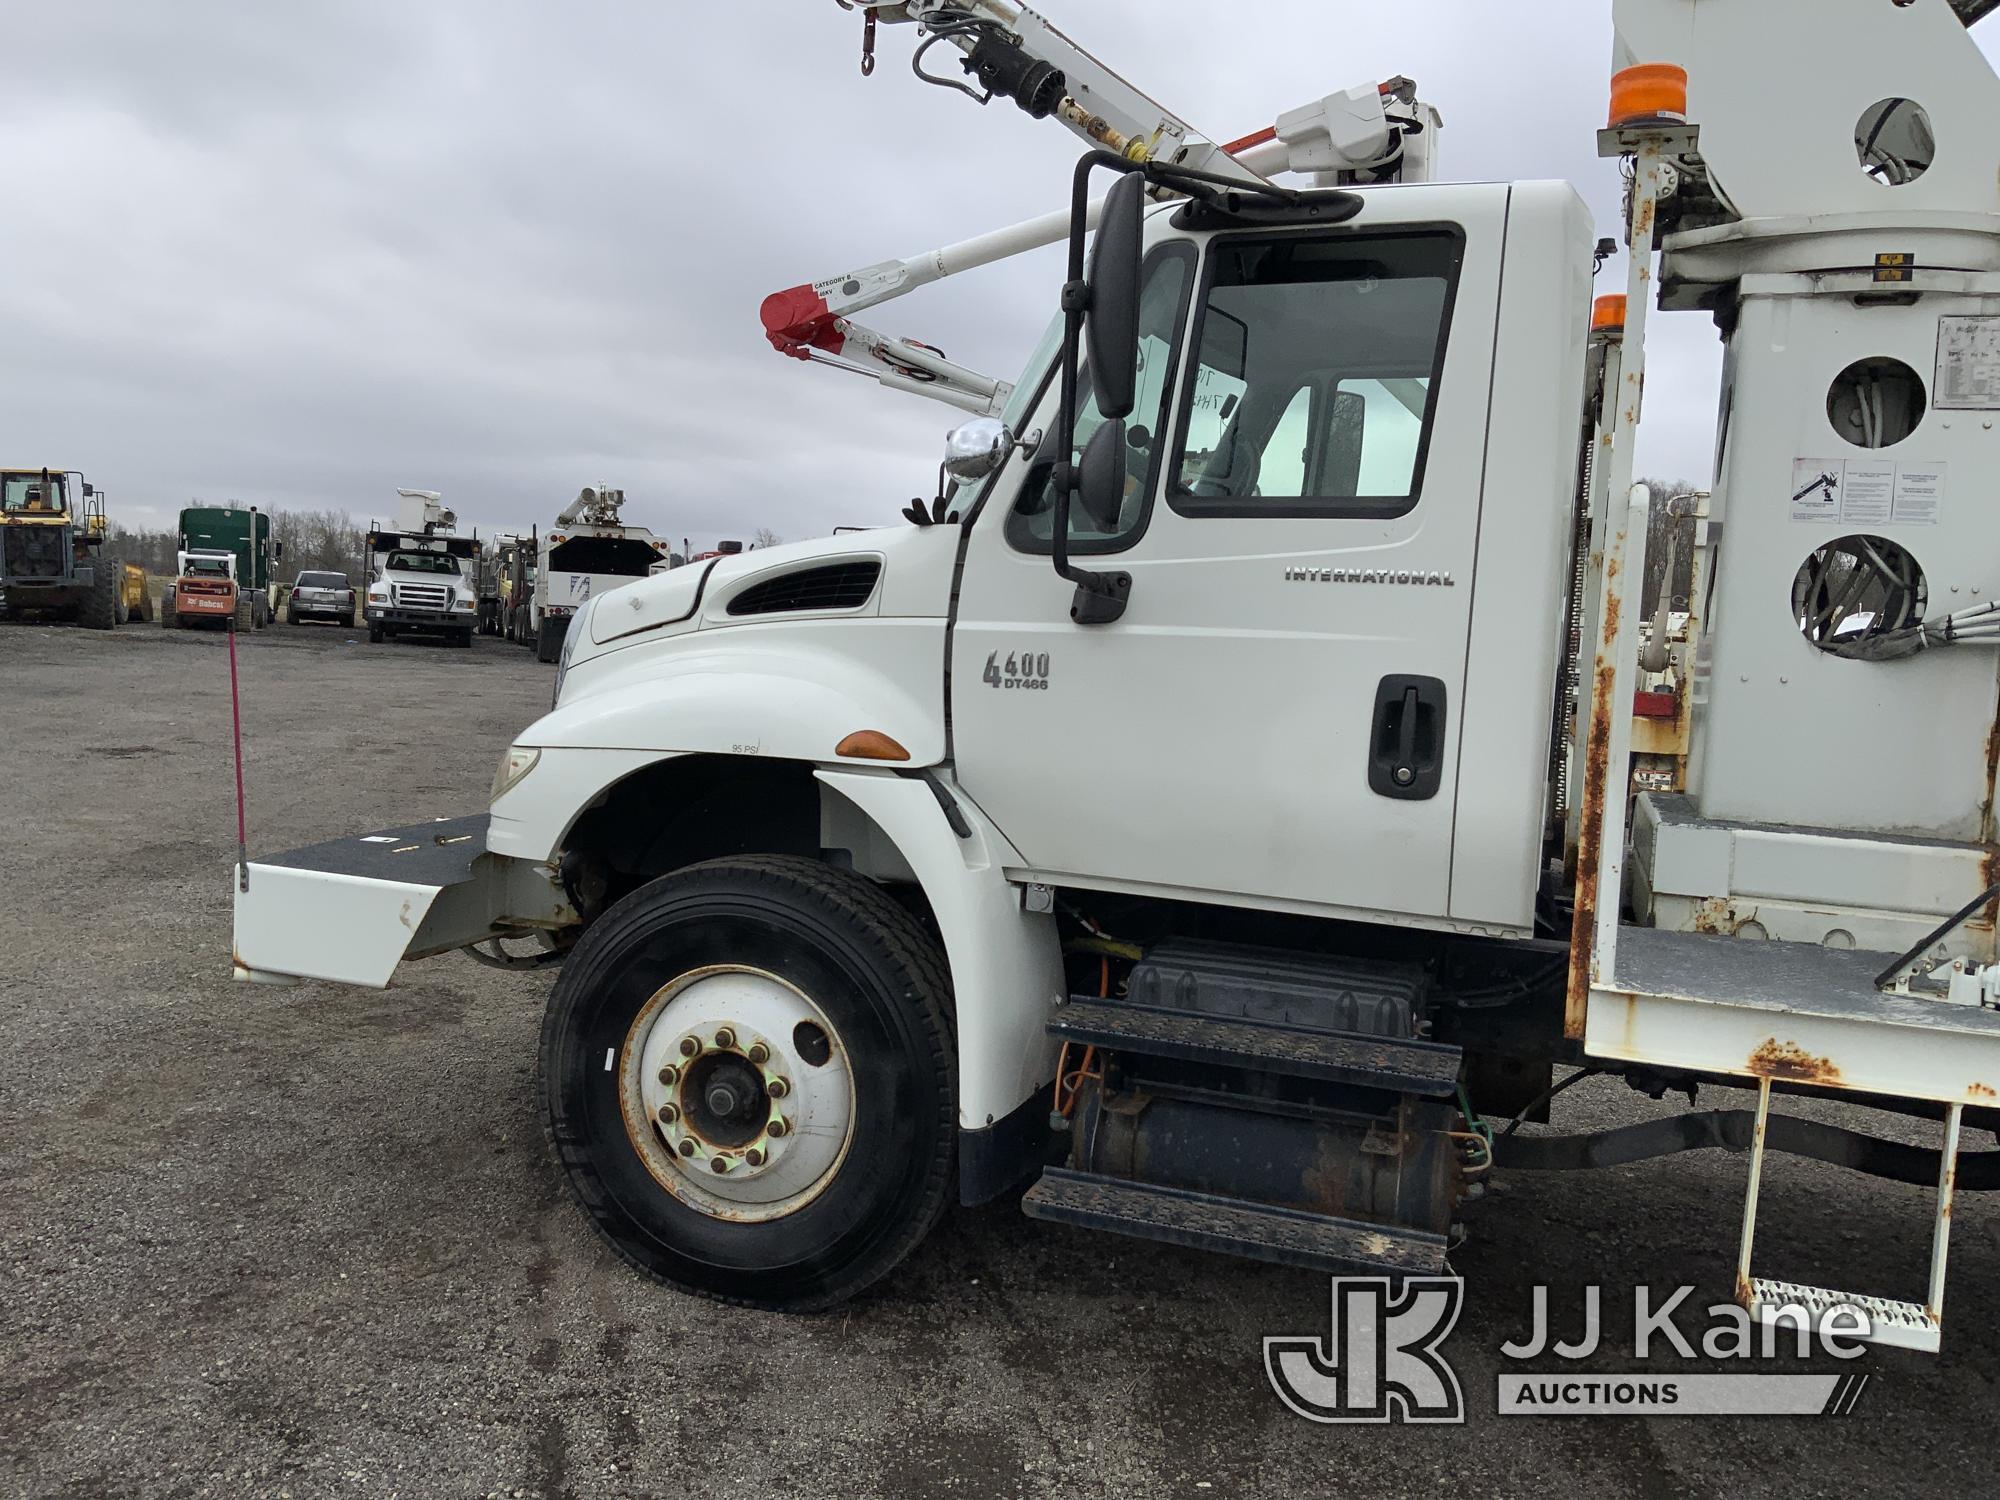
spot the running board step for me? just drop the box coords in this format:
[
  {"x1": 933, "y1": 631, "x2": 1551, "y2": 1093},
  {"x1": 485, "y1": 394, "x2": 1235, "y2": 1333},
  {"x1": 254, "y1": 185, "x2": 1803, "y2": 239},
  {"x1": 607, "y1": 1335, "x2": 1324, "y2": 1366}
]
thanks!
[
  {"x1": 1048, "y1": 997, "x2": 1461, "y2": 1095},
  {"x1": 1745, "y1": 1279, "x2": 1941, "y2": 1353},
  {"x1": 1022, "y1": 1167, "x2": 1447, "y2": 1276}
]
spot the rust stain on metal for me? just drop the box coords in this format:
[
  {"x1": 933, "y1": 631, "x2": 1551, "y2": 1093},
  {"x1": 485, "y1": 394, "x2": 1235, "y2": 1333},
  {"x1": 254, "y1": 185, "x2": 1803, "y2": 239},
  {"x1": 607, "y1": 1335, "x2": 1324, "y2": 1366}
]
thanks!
[
  {"x1": 1566, "y1": 660, "x2": 1619, "y2": 1036},
  {"x1": 1747, "y1": 1038, "x2": 1842, "y2": 1086},
  {"x1": 1968, "y1": 1081, "x2": 1996, "y2": 1100},
  {"x1": 1982, "y1": 712, "x2": 2000, "y2": 842},
  {"x1": 1734, "y1": 1271, "x2": 1754, "y2": 1310},
  {"x1": 1691, "y1": 897, "x2": 1749, "y2": 937}
]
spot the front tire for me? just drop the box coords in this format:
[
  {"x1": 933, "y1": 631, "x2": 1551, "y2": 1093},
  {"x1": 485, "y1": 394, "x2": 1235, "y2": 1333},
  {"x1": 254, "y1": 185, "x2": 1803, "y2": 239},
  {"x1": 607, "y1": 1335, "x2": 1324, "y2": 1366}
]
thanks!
[
  {"x1": 539, "y1": 855, "x2": 955, "y2": 1310},
  {"x1": 81, "y1": 555, "x2": 119, "y2": 630}
]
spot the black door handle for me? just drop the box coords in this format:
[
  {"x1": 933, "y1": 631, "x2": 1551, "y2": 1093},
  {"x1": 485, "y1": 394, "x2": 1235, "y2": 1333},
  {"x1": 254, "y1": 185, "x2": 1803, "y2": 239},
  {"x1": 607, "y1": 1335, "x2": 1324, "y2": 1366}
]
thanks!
[{"x1": 1370, "y1": 675, "x2": 1447, "y2": 801}]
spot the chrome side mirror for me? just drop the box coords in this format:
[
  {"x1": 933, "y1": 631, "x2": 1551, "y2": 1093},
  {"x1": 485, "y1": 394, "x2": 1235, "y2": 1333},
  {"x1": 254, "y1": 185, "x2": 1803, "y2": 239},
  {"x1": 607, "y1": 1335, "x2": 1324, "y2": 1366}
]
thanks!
[{"x1": 942, "y1": 417, "x2": 1016, "y2": 482}]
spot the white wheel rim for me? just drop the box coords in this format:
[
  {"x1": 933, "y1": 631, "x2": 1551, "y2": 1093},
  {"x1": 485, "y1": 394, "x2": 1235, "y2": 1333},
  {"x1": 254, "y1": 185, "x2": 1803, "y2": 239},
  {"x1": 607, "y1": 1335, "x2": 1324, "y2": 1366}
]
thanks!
[{"x1": 618, "y1": 965, "x2": 855, "y2": 1223}]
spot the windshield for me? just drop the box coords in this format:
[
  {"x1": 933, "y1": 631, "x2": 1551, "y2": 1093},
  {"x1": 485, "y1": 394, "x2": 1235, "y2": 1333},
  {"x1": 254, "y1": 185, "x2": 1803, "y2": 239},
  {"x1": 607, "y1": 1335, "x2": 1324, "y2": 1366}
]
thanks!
[
  {"x1": 386, "y1": 552, "x2": 461, "y2": 574},
  {"x1": 297, "y1": 572, "x2": 348, "y2": 589},
  {"x1": 2, "y1": 473, "x2": 66, "y2": 513},
  {"x1": 187, "y1": 557, "x2": 231, "y2": 578},
  {"x1": 547, "y1": 536, "x2": 662, "y2": 576}
]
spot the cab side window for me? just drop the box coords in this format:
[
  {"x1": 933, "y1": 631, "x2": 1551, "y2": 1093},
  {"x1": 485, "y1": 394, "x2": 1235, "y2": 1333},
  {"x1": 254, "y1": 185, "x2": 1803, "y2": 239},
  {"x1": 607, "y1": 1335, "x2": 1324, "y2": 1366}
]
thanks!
[
  {"x1": 1006, "y1": 242, "x2": 1196, "y2": 554},
  {"x1": 1169, "y1": 230, "x2": 1461, "y2": 518}
]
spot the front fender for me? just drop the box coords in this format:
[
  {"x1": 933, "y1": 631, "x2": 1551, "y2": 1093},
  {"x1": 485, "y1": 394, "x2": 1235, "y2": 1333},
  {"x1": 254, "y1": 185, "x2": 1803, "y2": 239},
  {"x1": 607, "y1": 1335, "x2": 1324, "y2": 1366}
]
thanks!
[
  {"x1": 816, "y1": 768, "x2": 1063, "y2": 1138},
  {"x1": 532, "y1": 618, "x2": 946, "y2": 767}
]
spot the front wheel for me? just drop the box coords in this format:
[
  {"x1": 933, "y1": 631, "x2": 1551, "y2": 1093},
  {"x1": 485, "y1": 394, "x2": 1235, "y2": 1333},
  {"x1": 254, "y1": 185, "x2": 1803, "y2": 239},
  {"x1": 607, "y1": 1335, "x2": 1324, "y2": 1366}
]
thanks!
[{"x1": 539, "y1": 855, "x2": 955, "y2": 1310}]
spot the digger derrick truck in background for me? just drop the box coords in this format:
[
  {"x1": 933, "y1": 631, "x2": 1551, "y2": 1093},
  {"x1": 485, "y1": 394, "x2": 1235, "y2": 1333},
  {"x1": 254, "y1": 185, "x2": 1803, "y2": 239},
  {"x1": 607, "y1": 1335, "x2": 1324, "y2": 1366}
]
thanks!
[
  {"x1": 362, "y1": 489, "x2": 480, "y2": 648},
  {"x1": 529, "y1": 486, "x2": 679, "y2": 663},
  {"x1": 0, "y1": 467, "x2": 127, "y2": 628},
  {"x1": 236, "y1": 0, "x2": 2000, "y2": 1348}
]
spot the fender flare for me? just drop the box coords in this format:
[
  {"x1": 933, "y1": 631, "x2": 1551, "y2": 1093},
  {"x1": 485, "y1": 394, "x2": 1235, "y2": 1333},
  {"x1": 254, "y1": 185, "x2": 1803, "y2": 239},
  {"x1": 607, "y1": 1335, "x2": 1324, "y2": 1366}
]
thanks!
[{"x1": 816, "y1": 768, "x2": 1062, "y2": 1137}]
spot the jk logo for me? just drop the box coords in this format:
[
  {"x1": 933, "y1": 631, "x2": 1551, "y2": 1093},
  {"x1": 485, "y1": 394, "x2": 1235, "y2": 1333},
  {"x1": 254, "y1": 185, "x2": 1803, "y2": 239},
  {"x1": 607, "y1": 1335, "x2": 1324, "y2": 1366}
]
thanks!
[{"x1": 1265, "y1": 1277, "x2": 1465, "y2": 1424}]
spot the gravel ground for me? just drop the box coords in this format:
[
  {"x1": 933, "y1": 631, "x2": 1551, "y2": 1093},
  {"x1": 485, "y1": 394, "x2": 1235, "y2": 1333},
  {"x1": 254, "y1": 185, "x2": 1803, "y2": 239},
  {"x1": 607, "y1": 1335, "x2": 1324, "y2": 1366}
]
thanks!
[{"x1": 2, "y1": 620, "x2": 1996, "y2": 1499}]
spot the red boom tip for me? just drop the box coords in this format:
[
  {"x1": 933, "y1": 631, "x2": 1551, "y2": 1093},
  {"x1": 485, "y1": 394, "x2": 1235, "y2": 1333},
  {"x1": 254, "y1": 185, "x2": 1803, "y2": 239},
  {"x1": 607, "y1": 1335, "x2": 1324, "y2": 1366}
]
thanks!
[{"x1": 759, "y1": 284, "x2": 841, "y2": 360}]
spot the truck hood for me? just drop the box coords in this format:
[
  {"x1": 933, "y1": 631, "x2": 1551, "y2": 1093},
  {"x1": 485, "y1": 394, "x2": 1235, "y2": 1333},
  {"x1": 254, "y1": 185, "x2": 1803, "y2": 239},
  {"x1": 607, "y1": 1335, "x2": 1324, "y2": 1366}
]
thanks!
[{"x1": 588, "y1": 523, "x2": 957, "y2": 647}]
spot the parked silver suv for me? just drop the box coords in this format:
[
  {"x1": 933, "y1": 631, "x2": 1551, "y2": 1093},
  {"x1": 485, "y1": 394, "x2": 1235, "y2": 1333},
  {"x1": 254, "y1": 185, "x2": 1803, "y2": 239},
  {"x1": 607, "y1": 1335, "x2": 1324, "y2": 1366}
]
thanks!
[{"x1": 285, "y1": 570, "x2": 356, "y2": 626}]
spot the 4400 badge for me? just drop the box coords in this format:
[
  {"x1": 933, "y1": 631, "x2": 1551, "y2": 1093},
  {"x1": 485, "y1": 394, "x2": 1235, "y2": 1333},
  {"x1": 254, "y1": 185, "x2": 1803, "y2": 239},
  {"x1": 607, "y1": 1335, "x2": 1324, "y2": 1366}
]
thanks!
[{"x1": 983, "y1": 649, "x2": 1051, "y2": 690}]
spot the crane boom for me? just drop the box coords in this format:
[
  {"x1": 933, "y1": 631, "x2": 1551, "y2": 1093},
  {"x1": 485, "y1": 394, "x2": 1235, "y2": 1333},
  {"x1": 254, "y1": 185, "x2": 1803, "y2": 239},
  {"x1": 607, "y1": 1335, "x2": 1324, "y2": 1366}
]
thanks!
[{"x1": 771, "y1": 2, "x2": 1438, "y2": 412}]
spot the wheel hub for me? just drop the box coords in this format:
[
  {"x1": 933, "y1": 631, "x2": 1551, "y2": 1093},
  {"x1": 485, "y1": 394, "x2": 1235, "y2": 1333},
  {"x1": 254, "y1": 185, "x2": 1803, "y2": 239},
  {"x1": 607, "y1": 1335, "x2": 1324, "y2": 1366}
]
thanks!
[{"x1": 620, "y1": 966, "x2": 855, "y2": 1221}]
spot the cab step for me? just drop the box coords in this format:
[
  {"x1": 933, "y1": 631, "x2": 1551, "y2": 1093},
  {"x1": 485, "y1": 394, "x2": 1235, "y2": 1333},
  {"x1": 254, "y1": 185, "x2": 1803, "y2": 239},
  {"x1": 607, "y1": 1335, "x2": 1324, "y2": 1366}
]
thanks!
[
  {"x1": 1735, "y1": 1077, "x2": 1959, "y2": 1351},
  {"x1": 1047, "y1": 996, "x2": 1462, "y2": 1096},
  {"x1": 1745, "y1": 1279, "x2": 1940, "y2": 1353},
  {"x1": 1022, "y1": 1167, "x2": 1448, "y2": 1276}
]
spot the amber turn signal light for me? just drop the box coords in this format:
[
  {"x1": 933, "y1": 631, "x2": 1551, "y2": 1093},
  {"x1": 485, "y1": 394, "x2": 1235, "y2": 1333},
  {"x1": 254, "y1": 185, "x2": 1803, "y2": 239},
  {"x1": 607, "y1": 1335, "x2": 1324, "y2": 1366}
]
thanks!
[{"x1": 835, "y1": 730, "x2": 910, "y2": 762}]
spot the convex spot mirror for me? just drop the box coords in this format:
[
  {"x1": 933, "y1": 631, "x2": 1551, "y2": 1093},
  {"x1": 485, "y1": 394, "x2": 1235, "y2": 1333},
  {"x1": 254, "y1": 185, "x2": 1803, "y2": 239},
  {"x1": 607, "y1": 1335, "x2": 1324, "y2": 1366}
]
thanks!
[
  {"x1": 942, "y1": 417, "x2": 1015, "y2": 482},
  {"x1": 1076, "y1": 419, "x2": 1127, "y2": 533},
  {"x1": 1085, "y1": 171, "x2": 1145, "y2": 421}
]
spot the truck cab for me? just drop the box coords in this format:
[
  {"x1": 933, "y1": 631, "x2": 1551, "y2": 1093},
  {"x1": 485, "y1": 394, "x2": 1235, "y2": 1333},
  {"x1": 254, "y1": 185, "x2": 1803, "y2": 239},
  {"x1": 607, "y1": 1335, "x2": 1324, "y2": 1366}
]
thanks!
[
  {"x1": 239, "y1": 177, "x2": 1597, "y2": 1307},
  {"x1": 364, "y1": 542, "x2": 479, "y2": 647}
]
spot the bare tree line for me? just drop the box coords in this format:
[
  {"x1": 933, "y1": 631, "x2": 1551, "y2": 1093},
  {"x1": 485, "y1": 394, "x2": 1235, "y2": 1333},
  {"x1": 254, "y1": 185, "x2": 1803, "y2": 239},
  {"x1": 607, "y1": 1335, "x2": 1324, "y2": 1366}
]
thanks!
[{"x1": 110, "y1": 506, "x2": 372, "y2": 581}]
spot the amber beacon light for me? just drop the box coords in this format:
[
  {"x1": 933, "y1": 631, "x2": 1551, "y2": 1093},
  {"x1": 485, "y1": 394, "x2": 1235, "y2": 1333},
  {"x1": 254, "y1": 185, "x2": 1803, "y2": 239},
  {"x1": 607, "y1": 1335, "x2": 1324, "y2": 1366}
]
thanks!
[
  {"x1": 1592, "y1": 294, "x2": 1628, "y2": 335},
  {"x1": 1608, "y1": 63, "x2": 1688, "y2": 128}
]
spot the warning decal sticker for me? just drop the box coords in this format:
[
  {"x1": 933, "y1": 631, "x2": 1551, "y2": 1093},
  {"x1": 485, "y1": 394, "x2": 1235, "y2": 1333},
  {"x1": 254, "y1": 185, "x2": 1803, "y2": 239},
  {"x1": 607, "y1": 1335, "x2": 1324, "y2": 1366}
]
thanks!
[
  {"x1": 1791, "y1": 458, "x2": 1944, "y2": 526},
  {"x1": 1937, "y1": 315, "x2": 2000, "y2": 410}
]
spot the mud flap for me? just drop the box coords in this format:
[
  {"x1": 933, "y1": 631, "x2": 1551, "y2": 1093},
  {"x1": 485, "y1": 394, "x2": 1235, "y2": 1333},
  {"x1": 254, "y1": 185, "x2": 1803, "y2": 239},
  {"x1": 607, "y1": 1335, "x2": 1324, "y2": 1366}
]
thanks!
[{"x1": 232, "y1": 815, "x2": 566, "y2": 987}]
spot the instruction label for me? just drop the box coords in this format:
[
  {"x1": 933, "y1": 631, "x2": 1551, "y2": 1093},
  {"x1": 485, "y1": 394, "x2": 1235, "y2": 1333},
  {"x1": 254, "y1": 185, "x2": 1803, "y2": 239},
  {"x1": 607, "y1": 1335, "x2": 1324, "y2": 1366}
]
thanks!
[
  {"x1": 1791, "y1": 457, "x2": 1945, "y2": 526},
  {"x1": 1936, "y1": 315, "x2": 2000, "y2": 409}
]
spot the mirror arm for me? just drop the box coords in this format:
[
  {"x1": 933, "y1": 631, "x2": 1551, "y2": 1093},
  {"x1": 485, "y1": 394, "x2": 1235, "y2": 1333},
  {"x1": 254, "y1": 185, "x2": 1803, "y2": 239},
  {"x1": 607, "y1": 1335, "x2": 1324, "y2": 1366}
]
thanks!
[{"x1": 1052, "y1": 150, "x2": 1138, "y2": 627}]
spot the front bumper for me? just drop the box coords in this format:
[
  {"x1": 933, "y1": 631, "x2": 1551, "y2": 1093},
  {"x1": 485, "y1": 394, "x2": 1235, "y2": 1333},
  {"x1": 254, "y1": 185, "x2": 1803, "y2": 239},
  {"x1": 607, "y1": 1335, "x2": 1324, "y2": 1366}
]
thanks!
[
  {"x1": 232, "y1": 814, "x2": 573, "y2": 987},
  {"x1": 366, "y1": 606, "x2": 473, "y2": 629}
]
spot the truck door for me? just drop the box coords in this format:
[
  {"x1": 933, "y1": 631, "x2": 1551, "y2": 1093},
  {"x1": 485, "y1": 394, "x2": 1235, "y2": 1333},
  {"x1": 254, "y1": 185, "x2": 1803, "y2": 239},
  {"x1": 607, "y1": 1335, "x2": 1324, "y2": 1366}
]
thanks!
[{"x1": 949, "y1": 189, "x2": 1506, "y2": 925}]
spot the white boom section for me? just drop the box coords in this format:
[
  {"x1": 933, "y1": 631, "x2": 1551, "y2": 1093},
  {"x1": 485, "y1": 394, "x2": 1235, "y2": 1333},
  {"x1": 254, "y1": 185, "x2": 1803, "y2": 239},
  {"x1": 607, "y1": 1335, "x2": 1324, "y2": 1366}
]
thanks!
[
  {"x1": 770, "y1": 6, "x2": 1433, "y2": 412},
  {"x1": 876, "y1": 1, "x2": 1271, "y2": 184}
]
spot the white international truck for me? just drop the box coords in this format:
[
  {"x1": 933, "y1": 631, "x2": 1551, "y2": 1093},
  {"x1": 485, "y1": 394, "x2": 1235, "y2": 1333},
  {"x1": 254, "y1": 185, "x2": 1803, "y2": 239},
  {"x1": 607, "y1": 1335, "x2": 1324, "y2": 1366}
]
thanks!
[
  {"x1": 236, "y1": 0, "x2": 2000, "y2": 1348},
  {"x1": 362, "y1": 488, "x2": 481, "y2": 648},
  {"x1": 528, "y1": 486, "x2": 679, "y2": 663}
]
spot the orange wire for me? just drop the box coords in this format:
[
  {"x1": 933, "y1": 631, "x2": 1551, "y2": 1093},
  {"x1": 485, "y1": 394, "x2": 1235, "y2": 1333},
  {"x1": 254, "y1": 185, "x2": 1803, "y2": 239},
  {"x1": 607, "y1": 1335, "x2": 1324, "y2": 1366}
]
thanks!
[{"x1": 1053, "y1": 958, "x2": 1114, "y2": 1119}]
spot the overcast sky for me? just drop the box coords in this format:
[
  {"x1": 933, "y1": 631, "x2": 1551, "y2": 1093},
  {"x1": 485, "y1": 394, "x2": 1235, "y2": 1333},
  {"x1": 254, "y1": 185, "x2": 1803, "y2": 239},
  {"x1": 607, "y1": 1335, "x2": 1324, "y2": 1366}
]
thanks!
[{"x1": 7, "y1": 3, "x2": 1993, "y2": 547}]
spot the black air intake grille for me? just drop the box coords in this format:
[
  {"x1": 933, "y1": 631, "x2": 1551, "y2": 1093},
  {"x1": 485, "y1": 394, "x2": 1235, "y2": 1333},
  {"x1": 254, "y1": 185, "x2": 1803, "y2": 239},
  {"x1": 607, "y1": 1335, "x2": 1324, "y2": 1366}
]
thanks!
[
  {"x1": 726, "y1": 560, "x2": 881, "y2": 617},
  {"x1": 4, "y1": 527, "x2": 66, "y2": 579}
]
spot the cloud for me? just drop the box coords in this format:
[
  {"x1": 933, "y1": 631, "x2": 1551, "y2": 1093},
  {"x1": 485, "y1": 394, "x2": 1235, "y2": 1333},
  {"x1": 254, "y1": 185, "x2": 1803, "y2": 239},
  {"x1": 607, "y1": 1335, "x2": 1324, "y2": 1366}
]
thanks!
[{"x1": 6, "y1": 2, "x2": 1989, "y2": 543}]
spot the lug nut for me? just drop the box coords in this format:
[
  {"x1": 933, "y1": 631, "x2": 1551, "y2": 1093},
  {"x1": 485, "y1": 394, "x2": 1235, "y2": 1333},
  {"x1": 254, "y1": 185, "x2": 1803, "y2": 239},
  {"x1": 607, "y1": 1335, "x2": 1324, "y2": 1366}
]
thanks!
[
  {"x1": 679, "y1": 1036, "x2": 701, "y2": 1058},
  {"x1": 656, "y1": 1103, "x2": 679, "y2": 1124},
  {"x1": 709, "y1": 1156, "x2": 730, "y2": 1174},
  {"x1": 766, "y1": 1077, "x2": 790, "y2": 1100},
  {"x1": 657, "y1": 1064, "x2": 679, "y2": 1086},
  {"x1": 767, "y1": 1116, "x2": 789, "y2": 1139},
  {"x1": 745, "y1": 1147, "x2": 765, "y2": 1167},
  {"x1": 746, "y1": 1042, "x2": 770, "y2": 1065},
  {"x1": 677, "y1": 1139, "x2": 698, "y2": 1158},
  {"x1": 714, "y1": 1027, "x2": 737, "y2": 1050}
]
